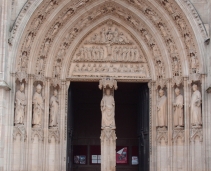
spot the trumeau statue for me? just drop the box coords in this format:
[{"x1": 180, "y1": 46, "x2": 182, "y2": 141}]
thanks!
[
  {"x1": 190, "y1": 84, "x2": 202, "y2": 127},
  {"x1": 157, "y1": 89, "x2": 167, "y2": 128},
  {"x1": 49, "y1": 89, "x2": 59, "y2": 128},
  {"x1": 173, "y1": 88, "x2": 184, "y2": 128},
  {"x1": 32, "y1": 84, "x2": 44, "y2": 127},
  {"x1": 14, "y1": 83, "x2": 27, "y2": 125},
  {"x1": 101, "y1": 88, "x2": 115, "y2": 129}
]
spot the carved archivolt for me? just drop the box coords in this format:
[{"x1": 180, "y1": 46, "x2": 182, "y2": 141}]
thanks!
[{"x1": 14, "y1": 0, "x2": 204, "y2": 82}]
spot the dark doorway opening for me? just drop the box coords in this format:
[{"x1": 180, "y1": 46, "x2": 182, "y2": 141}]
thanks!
[{"x1": 67, "y1": 82, "x2": 149, "y2": 171}]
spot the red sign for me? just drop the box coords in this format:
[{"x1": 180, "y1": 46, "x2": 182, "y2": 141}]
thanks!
[{"x1": 116, "y1": 147, "x2": 127, "y2": 164}]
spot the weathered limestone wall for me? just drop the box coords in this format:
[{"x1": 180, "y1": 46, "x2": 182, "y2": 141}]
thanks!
[{"x1": 0, "y1": 0, "x2": 211, "y2": 171}]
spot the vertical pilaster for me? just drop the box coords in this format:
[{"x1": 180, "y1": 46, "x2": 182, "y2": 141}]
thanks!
[
  {"x1": 25, "y1": 74, "x2": 34, "y2": 170},
  {"x1": 60, "y1": 80, "x2": 69, "y2": 171},
  {"x1": 183, "y1": 77, "x2": 190, "y2": 171},
  {"x1": 150, "y1": 81, "x2": 157, "y2": 171},
  {"x1": 167, "y1": 79, "x2": 173, "y2": 171},
  {"x1": 201, "y1": 74, "x2": 206, "y2": 171},
  {"x1": 43, "y1": 78, "x2": 50, "y2": 171}
]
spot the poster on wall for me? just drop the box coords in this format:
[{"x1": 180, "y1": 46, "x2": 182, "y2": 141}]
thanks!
[
  {"x1": 74, "y1": 155, "x2": 86, "y2": 164},
  {"x1": 132, "y1": 156, "x2": 138, "y2": 165},
  {"x1": 116, "y1": 147, "x2": 127, "y2": 164},
  {"x1": 80, "y1": 156, "x2": 86, "y2": 164}
]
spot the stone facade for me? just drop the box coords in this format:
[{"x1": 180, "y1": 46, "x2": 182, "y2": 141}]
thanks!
[{"x1": 0, "y1": 0, "x2": 211, "y2": 171}]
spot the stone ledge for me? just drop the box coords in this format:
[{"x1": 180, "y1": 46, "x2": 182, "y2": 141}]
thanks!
[{"x1": 0, "y1": 81, "x2": 11, "y2": 91}]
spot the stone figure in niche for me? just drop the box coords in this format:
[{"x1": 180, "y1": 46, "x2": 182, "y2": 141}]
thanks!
[
  {"x1": 33, "y1": 15, "x2": 43, "y2": 30},
  {"x1": 14, "y1": 83, "x2": 27, "y2": 125},
  {"x1": 158, "y1": 23, "x2": 167, "y2": 37},
  {"x1": 184, "y1": 33, "x2": 191, "y2": 49},
  {"x1": 190, "y1": 84, "x2": 202, "y2": 127},
  {"x1": 37, "y1": 56, "x2": 45, "y2": 74},
  {"x1": 173, "y1": 88, "x2": 184, "y2": 128},
  {"x1": 145, "y1": 8, "x2": 159, "y2": 21},
  {"x1": 43, "y1": 38, "x2": 51, "y2": 54},
  {"x1": 52, "y1": 22, "x2": 60, "y2": 35},
  {"x1": 175, "y1": 16, "x2": 186, "y2": 30},
  {"x1": 161, "y1": 0, "x2": 174, "y2": 14},
  {"x1": 190, "y1": 53, "x2": 199, "y2": 73},
  {"x1": 25, "y1": 32, "x2": 34, "y2": 48},
  {"x1": 62, "y1": 8, "x2": 74, "y2": 21},
  {"x1": 167, "y1": 39, "x2": 176, "y2": 53},
  {"x1": 32, "y1": 84, "x2": 44, "y2": 127},
  {"x1": 45, "y1": 0, "x2": 57, "y2": 13},
  {"x1": 20, "y1": 51, "x2": 28, "y2": 71},
  {"x1": 101, "y1": 88, "x2": 115, "y2": 129},
  {"x1": 49, "y1": 89, "x2": 59, "y2": 127},
  {"x1": 173, "y1": 57, "x2": 179, "y2": 76},
  {"x1": 141, "y1": 29, "x2": 151, "y2": 42},
  {"x1": 157, "y1": 89, "x2": 167, "y2": 129}
]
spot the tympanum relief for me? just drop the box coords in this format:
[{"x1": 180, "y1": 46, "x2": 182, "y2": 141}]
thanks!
[{"x1": 69, "y1": 23, "x2": 150, "y2": 79}]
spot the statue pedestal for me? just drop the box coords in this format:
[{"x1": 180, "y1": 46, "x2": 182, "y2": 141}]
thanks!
[{"x1": 100, "y1": 128, "x2": 116, "y2": 171}]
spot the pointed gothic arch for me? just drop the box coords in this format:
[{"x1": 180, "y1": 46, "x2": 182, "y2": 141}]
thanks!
[{"x1": 9, "y1": 0, "x2": 208, "y2": 171}]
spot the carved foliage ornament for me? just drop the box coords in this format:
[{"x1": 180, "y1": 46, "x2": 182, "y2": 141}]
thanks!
[{"x1": 99, "y1": 77, "x2": 118, "y2": 90}]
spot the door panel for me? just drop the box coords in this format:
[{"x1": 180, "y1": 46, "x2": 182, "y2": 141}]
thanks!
[{"x1": 138, "y1": 84, "x2": 149, "y2": 171}]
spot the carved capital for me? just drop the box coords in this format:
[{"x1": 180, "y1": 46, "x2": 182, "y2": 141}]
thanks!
[
  {"x1": 188, "y1": 73, "x2": 202, "y2": 84},
  {"x1": 155, "y1": 78, "x2": 167, "y2": 89},
  {"x1": 51, "y1": 78, "x2": 62, "y2": 88},
  {"x1": 34, "y1": 74, "x2": 46, "y2": 86},
  {"x1": 99, "y1": 77, "x2": 118, "y2": 90},
  {"x1": 15, "y1": 72, "x2": 28, "y2": 82},
  {"x1": 172, "y1": 76, "x2": 183, "y2": 87}
]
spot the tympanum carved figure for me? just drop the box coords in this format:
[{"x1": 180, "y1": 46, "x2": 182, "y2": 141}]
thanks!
[
  {"x1": 49, "y1": 90, "x2": 59, "y2": 127},
  {"x1": 190, "y1": 84, "x2": 202, "y2": 127},
  {"x1": 14, "y1": 83, "x2": 27, "y2": 125},
  {"x1": 173, "y1": 88, "x2": 184, "y2": 128},
  {"x1": 157, "y1": 89, "x2": 167, "y2": 128},
  {"x1": 32, "y1": 84, "x2": 44, "y2": 127},
  {"x1": 101, "y1": 88, "x2": 115, "y2": 129}
]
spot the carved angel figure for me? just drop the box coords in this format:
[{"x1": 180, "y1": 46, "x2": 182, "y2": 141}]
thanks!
[
  {"x1": 14, "y1": 83, "x2": 27, "y2": 125},
  {"x1": 101, "y1": 88, "x2": 115, "y2": 129},
  {"x1": 32, "y1": 84, "x2": 44, "y2": 127},
  {"x1": 173, "y1": 88, "x2": 184, "y2": 128},
  {"x1": 49, "y1": 90, "x2": 59, "y2": 127},
  {"x1": 190, "y1": 84, "x2": 202, "y2": 127}
]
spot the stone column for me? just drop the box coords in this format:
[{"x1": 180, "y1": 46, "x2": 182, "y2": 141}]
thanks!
[
  {"x1": 150, "y1": 81, "x2": 156, "y2": 171},
  {"x1": 99, "y1": 78, "x2": 117, "y2": 171},
  {"x1": 60, "y1": 80, "x2": 69, "y2": 171},
  {"x1": 43, "y1": 78, "x2": 50, "y2": 171},
  {"x1": 25, "y1": 74, "x2": 34, "y2": 170},
  {"x1": 183, "y1": 77, "x2": 190, "y2": 171},
  {"x1": 167, "y1": 79, "x2": 173, "y2": 171}
]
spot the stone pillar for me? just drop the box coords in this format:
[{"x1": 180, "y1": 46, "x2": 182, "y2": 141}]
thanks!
[
  {"x1": 149, "y1": 81, "x2": 156, "y2": 171},
  {"x1": 99, "y1": 78, "x2": 117, "y2": 171},
  {"x1": 43, "y1": 78, "x2": 50, "y2": 171},
  {"x1": 60, "y1": 80, "x2": 69, "y2": 171},
  {"x1": 167, "y1": 79, "x2": 173, "y2": 171},
  {"x1": 26, "y1": 74, "x2": 34, "y2": 170}
]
